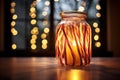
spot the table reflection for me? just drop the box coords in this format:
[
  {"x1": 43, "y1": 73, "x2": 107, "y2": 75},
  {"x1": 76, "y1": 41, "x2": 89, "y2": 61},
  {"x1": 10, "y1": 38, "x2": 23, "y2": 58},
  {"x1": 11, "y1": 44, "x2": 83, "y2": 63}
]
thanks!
[{"x1": 57, "y1": 69, "x2": 91, "y2": 80}]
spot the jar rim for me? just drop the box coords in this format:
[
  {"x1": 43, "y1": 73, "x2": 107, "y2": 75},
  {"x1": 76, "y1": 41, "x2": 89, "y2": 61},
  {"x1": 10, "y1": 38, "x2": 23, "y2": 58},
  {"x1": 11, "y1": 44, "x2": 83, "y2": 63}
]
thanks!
[{"x1": 60, "y1": 11, "x2": 87, "y2": 18}]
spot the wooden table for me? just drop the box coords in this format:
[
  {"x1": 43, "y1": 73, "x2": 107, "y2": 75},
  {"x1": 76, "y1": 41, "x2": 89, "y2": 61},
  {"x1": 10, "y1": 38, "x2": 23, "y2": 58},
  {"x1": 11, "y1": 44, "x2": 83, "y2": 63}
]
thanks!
[{"x1": 0, "y1": 57, "x2": 120, "y2": 80}]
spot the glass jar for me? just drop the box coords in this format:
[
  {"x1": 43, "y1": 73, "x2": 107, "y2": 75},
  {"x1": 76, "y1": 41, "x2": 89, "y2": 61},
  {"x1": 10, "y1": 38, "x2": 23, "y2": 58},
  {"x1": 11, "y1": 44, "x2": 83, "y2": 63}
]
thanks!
[{"x1": 55, "y1": 11, "x2": 92, "y2": 66}]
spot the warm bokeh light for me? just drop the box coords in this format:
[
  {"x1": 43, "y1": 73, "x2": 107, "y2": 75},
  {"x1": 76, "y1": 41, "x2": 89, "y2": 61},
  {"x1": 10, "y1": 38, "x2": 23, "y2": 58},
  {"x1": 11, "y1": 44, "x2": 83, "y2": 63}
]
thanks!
[
  {"x1": 95, "y1": 42, "x2": 101, "y2": 47},
  {"x1": 11, "y1": 21, "x2": 16, "y2": 27},
  {"x1": 30, "y1": 13, "x2": 36, "y2": 18},
  {"x1": 96, "y1": 12, "x2": 101, "y2": 18},
  {"x1": 30, "y1": 7, "x2": 36, "y2": 13},
  {"x1": 94, "y1": 35, "x2": 99, "y2": 41},
  {"x1": 78, "y1": 6, "x2": 85, "y2": 12},
  {"x1": 95, "y1": 27, "x2": 100, "y2": 33},
  {"x1": 10, "y1": 8, "x2": 15, "y2": 13},
  {"x1": 44, "y1": 27, "x2": 49, "y2": 33},
  {"x1": 31, "y1": 44, "x2": 37, "y2": 50},
  {"x1": 12, "y1": 14, "x2": 18, "y2": 20},
  {"x1": 30, "y1": 19, "x2": 37, "y2": 25},
  {"x1": 42, "y1": 11, "x2": 47, "y2": 16},
  {"x1": 96, "y1": 4, "x2": 101, "y2": 10},
  {"x1": 42, "y1": 20, "x2": 48, "y2": 25},
  {"x1": 12, "y1": 44, "x2": 17, "y2": 50},
  {"x1": 42, "y1": 44, "x2": 47, "y2": 49},
  {"x1": 44, "y1": 7, "x2": 49, "y2": 11},
  {"x1": 31, "y1": 27, "x2": 39, "y2": 35},
  {"x1": 42, "y1": 39, "x2": 48, "y2": 45},
  {"x1": 37, "y1": 0, "x2": 41, "y2": 2},
  {"x1": 30, "y1": 39, "x2": 36, "y2": 44},
  {"x1": 11, "y1": 28, "x2": 18, "y2": 36},
  {"x1": 54, "y1": 0, "x2": 59, "y2": 2},
  {"x1": 41, "y1": 33, "x2": 47, "y2": 39},
  {"x1": 11, "y1": 2, "x2": 16, "y2": 7},
  {"x1": 45, "y1": 1, "x2": 50, "y2": 6},
  {"x1": 93, "y1": 22, "x2": 98, "y2": 28},
  {"x1": 32, "y1": 35, "x2": 37, "y2": 40}
]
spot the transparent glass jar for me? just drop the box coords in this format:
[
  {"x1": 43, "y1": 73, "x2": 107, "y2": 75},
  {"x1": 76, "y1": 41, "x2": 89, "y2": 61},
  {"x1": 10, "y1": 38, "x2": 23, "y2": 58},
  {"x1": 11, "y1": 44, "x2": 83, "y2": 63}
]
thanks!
[{"x1": 55, "y1": 11, "x2": 92, "y2": 66}]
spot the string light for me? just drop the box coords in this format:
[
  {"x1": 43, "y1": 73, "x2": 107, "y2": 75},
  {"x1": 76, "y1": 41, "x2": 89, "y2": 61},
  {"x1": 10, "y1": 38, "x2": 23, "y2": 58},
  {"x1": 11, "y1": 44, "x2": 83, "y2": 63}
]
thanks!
[
  {"x1": 31, "y1": 44, "x2": 37, "y2": 50},
  {"x1": 12, "y1": 44, "x2": 17, "y2": 50},
  {"x1": 30, "y1": 19, "x2": 37, "y2": 25},
  {"x1": 93, "y1": 22, "x2": 98, "y2": 28},
  {"x1": 45, "y1": 1, "x2": 50, "y2": 6},
  {"x1": 41, "y1": 33, "x2": 47, "y2": 39},
  {"x1": 94, "y1": 1, "x2": 101, "y2": 48},
  {"x1": 44, "y1": 27, "x2": 50, "y2": 33},
  {"x1": 95, "y1": 42, "x2": 101, "y2": 47},
  {"x1": 11, "y1": 21, "x2": 16, "y2": 27},
  {"x1": 54, "y1": 0, "x2": 59, "y2": 2},
  {"x1": 42, "y1": 20, "x2": 48, "y2": 25},
  {"x1": 30, "y1": 1, "x2": 39, "y2": 50},
  {"x1": 12, "y1": 14, "x2": 18, "y2": 20},
  {"x1": 42, "y1": 44, "x2": 47, "y2": 49},
  {"x1": 42, "y1": 39, "x2": 48, "y2": 45},
  {"x1": 11, "y1": 2, "x2": 16, "y2": 7},
  {"x1": 95, "y1": 27, "x2": 100, "y2": 33},
  {"x1": 78, "y1": 6, "x2": 85, "y2": 12},
  {"x1": 10, "y1": 1, "x2": 18, "y2": 50},
  {"x1": 96, "y1": 4, "x2": 101, "y2": 10},
  {"x1": 96, "y1": 12, "x2": 101, "y2": 18},
  {"x1": 94, "y1": 35, "x2": 99, "y2": 41},
  {"x1": 10, "y1": 8, "x2": 15, "y2": 13}
]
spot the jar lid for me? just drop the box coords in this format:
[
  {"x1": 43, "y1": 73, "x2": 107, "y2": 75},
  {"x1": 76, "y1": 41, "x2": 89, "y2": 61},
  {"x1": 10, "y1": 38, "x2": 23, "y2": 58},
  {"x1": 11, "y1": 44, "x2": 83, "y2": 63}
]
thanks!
[{"x1": 60, "y1": 11, "x2": 87, "y2": 18}]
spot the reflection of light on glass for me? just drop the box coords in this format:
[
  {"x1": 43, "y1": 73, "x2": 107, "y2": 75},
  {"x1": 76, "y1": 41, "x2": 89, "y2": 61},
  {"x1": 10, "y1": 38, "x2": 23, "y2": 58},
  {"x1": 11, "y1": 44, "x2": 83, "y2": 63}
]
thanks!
[
  {"x1": 54, "y1": 0, "x2": 59, "y2": 2},
  {"x1": 45, "y1": 1, "x2": 50, "y2": 6},
  {"x1": 42, "y1": 44, "x2": 47, "y2": 49},
  {"x1": 12, "y1": 14, "x2": 18, "y2": 20},
  {"x1": 93, "y1": 22, "x2": 98, "y2": 28},
  {"x1": 95, "y1": 42, "x2": 101, "y2": 47},
  {"x1": 94, "y1": 35, "x2": 99, "y2": 41},
  {"x1": 12, "y1": 44, "x2": 17, "y2": 50},
  {"x1": 42, "y1": 39, "x2": 48, "y2": 45},
  {"x1": 96, "y1": 13, "x2": 101, "y2": 18},
  {"x1": 31, "y1": 44, "x2": 37, "y2": 50},
  {"x1": 41, "y1": 33, "x2": 47, "y2": 39},
  {"x1": 42, "y1": 11, "x2": 47, "y2": 16},
  {"x1": 31, "y1": 19, "x2": 37, "y2": 25},
  {"x1": 95, "y1": 28, "x2": 100, "y2": 33},
  {"x1": 78, "y1": 6, "x2": 85, "y2": 12},
  {"x1": 11, "y1": 21, "x2": 16, "y2": 27},
  {"x1": 96, "y1": 4, "x2": 101, "y2": 10},
  {"x1": 10, "y1": 8, "x2": 15, "y2": 13},
  {"x1": 11, "y1": 2, "x2": 16, "y2": 7},
  {"x1": 44, "y1": 28, "x2": 49, "y2": 33}
]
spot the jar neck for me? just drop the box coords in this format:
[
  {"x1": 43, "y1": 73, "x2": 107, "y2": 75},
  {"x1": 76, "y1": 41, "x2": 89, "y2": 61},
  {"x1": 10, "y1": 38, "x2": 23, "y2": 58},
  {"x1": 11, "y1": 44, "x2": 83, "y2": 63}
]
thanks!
[{"x1": 60, "y1": 11, "x2": 87, "y2": 21}]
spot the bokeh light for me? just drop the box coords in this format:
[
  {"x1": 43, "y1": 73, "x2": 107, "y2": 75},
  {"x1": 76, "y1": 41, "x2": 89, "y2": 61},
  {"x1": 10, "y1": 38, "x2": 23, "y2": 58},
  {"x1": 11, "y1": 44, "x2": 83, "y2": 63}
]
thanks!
[
  {"x1": 95, "y1": 42, "x2": 101, "y2": 47},
  {"x1": 12, "y1": 44, "x2": 17, "y2": 50}
]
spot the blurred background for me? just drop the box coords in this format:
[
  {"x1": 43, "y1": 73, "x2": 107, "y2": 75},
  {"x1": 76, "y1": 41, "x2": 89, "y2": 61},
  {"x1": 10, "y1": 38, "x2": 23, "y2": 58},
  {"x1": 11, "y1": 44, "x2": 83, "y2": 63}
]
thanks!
[{"x1": 0, "y1": 0, "x2": 120, "y2": 57}]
